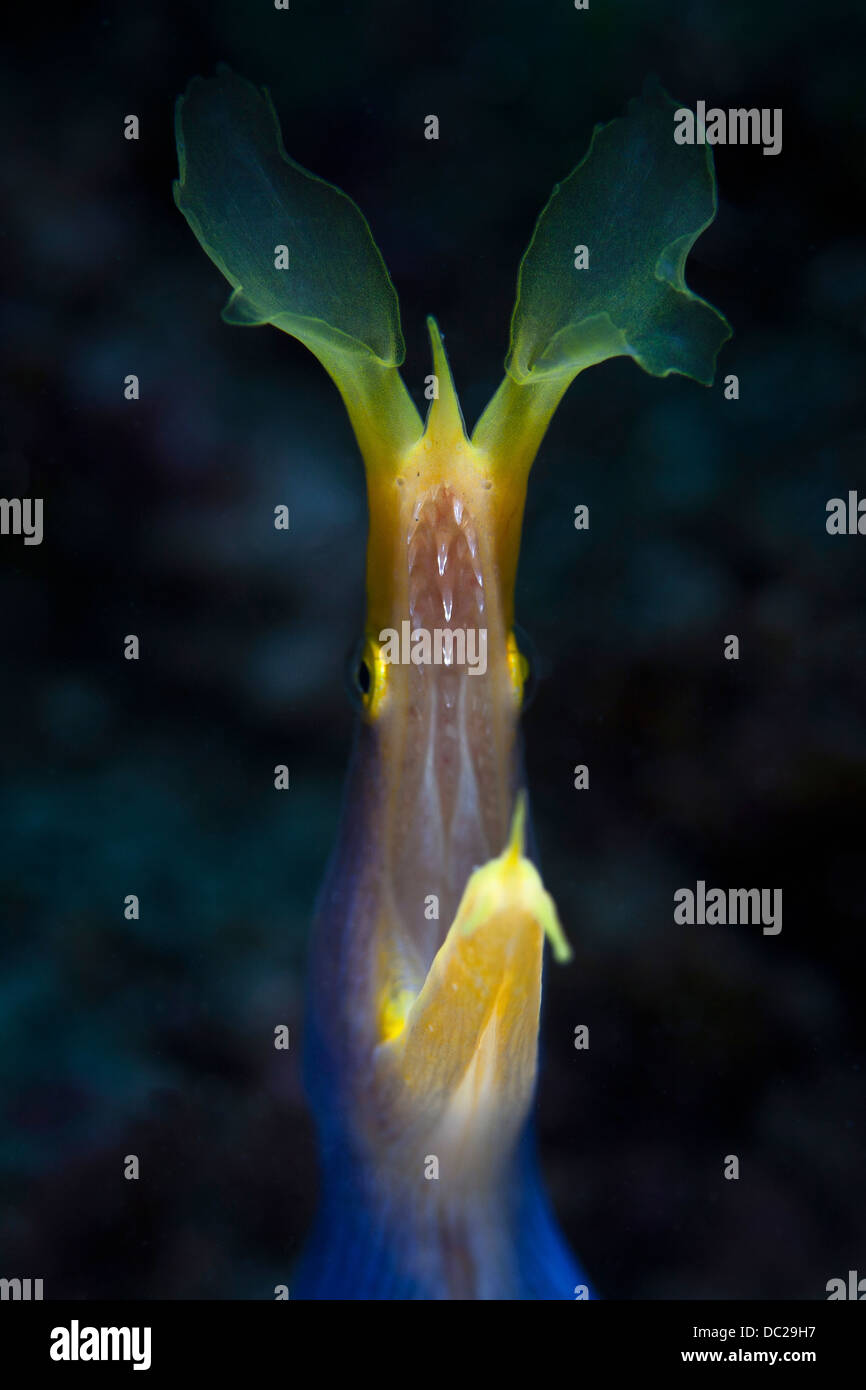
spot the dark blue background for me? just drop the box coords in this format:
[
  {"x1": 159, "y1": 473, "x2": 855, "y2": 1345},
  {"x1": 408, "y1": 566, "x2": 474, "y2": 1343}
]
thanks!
[{"x1": 1, "y1": 0, "x2": 864, "y2": 1297}]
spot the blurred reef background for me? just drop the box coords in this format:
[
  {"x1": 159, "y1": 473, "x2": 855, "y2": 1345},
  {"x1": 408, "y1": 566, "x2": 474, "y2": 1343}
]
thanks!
[{"x1": 1, "y1": 0, "x2": 865, "y2": 1297}]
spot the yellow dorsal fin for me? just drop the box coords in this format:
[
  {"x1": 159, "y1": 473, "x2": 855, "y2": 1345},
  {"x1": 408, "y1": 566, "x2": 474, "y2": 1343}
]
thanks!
[
  {"x1": 456, "y1": 793, "x2": 572, "y2": 963},
  {"x1": 504, "y1": 791, "x2": 527, "y2": 868}
]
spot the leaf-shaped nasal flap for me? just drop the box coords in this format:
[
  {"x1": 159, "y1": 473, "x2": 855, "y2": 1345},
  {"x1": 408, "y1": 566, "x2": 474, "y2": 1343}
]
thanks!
[
  {"x1": 174, "y1": 67, "x2": 422, "y2": 468},
  {"x1": 473, "y1": 82, "x2": 731, "y2": 474}
]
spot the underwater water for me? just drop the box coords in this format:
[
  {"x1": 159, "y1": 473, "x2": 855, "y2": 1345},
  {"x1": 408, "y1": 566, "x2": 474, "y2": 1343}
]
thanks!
[{"x1": 1, "y1": 0, "x2": 865, "y2": 1303}]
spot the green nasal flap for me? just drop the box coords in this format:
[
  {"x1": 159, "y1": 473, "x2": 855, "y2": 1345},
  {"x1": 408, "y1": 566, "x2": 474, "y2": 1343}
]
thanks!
[
  {"x1": 174, "y1": 67, "x2": 422, "y2": 468},
  {"x1": 474, "y1": 81, "x2": 731, "y2": 473}
]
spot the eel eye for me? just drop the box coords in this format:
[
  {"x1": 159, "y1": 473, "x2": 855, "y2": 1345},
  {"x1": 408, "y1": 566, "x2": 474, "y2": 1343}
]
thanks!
[
  {"x1": 356, "y1": 657, "x2": 372, "y2": 697},
  {"x1": 346, "y1": 635, "x2": 385, "y2": 715},
  {"x1": 508, "y1": 625, "x2": 539, "y2": 711}
]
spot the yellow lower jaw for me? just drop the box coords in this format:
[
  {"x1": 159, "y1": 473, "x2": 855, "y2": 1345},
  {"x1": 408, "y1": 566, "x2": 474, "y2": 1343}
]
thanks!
[{"x1": 373, "y1": 796, "x2": 571, "y2": 1148}]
